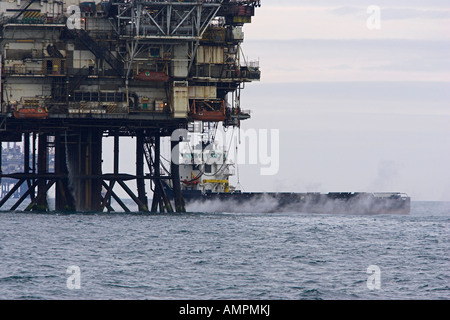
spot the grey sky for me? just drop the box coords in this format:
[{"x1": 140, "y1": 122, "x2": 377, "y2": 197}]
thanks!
[{"x1": 264, "y1": 0, "x2": 450, "y2": 8}]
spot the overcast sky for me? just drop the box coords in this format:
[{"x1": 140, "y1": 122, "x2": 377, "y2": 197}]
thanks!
[{"x1": 233, "y1": 0, "x2": 450, "y2": 201}]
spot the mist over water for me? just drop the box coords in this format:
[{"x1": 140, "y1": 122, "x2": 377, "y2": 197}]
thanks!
[
  {"x1": 185, "y1": 193, "x2": 409, "y2": 215},
  {"x1": 0, "y1": 201, "x2": 448, "y2": 300},
  {"x1": 186, "y1": 197, "x2": 280, "y2": 214},
  {"x1": 64, "y1": 133, "x2": 77, "y2": 209}
]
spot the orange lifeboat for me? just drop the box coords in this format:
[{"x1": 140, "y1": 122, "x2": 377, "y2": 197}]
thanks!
[{"x1": 13, "y1": 107, "x2": 48, "y2": 120}]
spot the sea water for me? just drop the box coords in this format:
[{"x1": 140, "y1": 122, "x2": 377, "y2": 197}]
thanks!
[{"x1": 0, "y1": 201, "x2": 448, "y2": 300}]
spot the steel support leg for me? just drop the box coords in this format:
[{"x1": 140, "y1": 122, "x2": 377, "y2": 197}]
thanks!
[
  {"x1": 31, "y1": 133, "x2": 49, "y2": 211},
  {"x1": 54, "y1": 132, "x2": 76, "y2": 211},
  {"x1": 171, "y1": 135, "x2": 186, "y2": 213},
  {"x1": 136, "y1": 130, "x2": 148, "y2": 212}
]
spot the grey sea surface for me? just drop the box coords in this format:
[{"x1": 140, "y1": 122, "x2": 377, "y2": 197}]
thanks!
[{"x1": 0, "y1": 201, "x2": 448, "y2": 300}]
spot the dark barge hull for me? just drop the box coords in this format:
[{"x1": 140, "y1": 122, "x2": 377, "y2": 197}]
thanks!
[{"x1": 173, "y1": 190, "x2": 411, "y2": 215}]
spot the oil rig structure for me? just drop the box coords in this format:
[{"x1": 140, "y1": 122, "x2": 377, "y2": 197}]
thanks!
[{"x1": 0, "y1": 0, "x2": 261, "y2": 212}]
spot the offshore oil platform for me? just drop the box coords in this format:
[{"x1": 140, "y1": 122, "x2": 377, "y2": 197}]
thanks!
[
  {"x1": 0, "y1": 0, "x2": 261, "y2": 213},
  {"x1": 0, "y1": 0, "x2": 410, "y2": 214}
]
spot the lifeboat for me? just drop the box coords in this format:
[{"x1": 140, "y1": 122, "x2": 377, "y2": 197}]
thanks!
[
  {"x1": 134, "y1": 71, "x2": 169, "y2": 82},
  {"x1": 13, "y1": 107, "x2": 48, "y2": 119}
]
